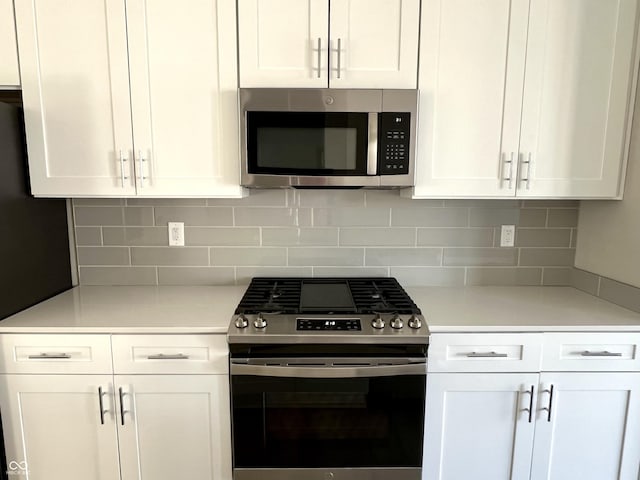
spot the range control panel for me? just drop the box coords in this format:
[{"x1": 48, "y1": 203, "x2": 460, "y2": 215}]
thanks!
[
  {"x1": 297, "y1": 318, "x2": 362, "y2": 331},
  {"x1": 378, "y1": 112, "x2": 411, "y2": 175}
]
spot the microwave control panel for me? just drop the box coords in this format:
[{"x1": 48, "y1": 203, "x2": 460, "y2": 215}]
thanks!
[{"x1": 378, "y1": 112, "x2": 411, "y2": 175}]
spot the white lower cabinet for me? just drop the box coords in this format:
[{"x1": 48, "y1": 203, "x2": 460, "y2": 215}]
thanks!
[
  {"x1": 423, "y1": 373, "x2": 538, "y2": 480},
  {"x1": 117, "y1": 375, "x2": 231, "y2": 480},
  {"x1": 530, "y1": 373, "x2": 640, "y2": 480},
  {"x1": 0, "y1": 374, "x2": 120, "y2": 480},
  {"x1": 425, "y1": 333, "x2": 640, "y2": 480},
  {"x1": 0, "y1": 334, "x2": 232, "y2": 480}
]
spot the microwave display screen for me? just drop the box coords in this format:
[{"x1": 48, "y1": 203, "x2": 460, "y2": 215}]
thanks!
[{"x1": 247, "y1": 112, "x2": 369, "y2": 176}]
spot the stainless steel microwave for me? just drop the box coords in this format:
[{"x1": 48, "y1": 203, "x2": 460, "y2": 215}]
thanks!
[{"x1": 240, "y1": 88, "x2": 418, "y2": 188}]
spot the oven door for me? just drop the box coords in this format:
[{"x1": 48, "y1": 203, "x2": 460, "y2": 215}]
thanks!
[{"x1": 230, "y1": 359, "x2": 426, "y2": 480}]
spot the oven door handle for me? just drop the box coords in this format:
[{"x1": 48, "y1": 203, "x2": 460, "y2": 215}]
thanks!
[{"x1": 230, "y1": 362, "x2": 426, "y2": 378}]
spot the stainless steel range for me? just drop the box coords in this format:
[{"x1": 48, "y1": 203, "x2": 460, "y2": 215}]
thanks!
[{"x1": 228, "y1": 277, "x2": 428, "y2": 480}]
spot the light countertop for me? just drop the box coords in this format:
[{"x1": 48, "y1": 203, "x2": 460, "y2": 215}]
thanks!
[
  {"x1": 0, "y1": 285, "x2": 639, "y2": 334},
  {"x1": 406, "y1": 286, "x2": 640, "y2": 332},
  {"x1": 0, "y1": 286, "x2": 247, "y2": 333}
]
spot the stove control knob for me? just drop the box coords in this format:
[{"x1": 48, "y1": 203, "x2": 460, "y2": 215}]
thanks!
[
  {"x1": 390, "y1": 315, "x2": 404, "y2": 330},
  {"x1": 234, "y1": 314, "x2": 248, "y2": 329},
  {"x1": 253, "y1": 314, "x2": 267, "y2": 329},
  {"x1": 371, "y1": 314, "x2": 385, "y2": 330},
  {"x1": 408, "y1": 315, "x2": 423, "y2": 330}
]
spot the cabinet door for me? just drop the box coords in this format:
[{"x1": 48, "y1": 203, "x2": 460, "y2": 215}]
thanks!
[
  {"x1": 518, "y1": 0, "x2": 640, "y2": 198},
  {"x1": 126, "y1": 0, "x2": 243, "y2": 197},
  {"x1": 0, "y1": 0, "x2": 20, "y2": 87},
  {"x1": 0, "y1": 374, "x2": 120, "y2": 480},
  {"x1": 13, "y1": 0, "x2": 135, "y2": 197},
  {"x1": 413, "y1": 0, "x2": 529, "y2": 198},
  {"x1": 238, "y1": 0, "x2": 328, "y2": 88},
  {"x1": 531, "y1": 373, "x2": 640, "y2": 480},
  {"x1": 423, "y1": 373, "x2": 539, "y2": 480},
  {"x1": 117, "y1": 375, "x2": 232, "y2": 480},
  {"x1": 329, "y1": 0, "x2": 420, "y2": 88}
]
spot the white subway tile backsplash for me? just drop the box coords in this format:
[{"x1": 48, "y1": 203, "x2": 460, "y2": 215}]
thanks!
[
  {"x1": 79, "y1": 266, "x2": 157, "y2": 285},
  {"x1": 75, "y1": 227, "x2": 102, "y2": 246},
  {"x1": 444, "y1": 248, "x2": 518, "y2": 267},
  {"x1": 103, "y1": 227, "x2": 168, "y2": 246}
]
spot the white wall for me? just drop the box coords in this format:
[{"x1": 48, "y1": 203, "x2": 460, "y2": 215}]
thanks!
[{"x1": 575, "y1": 87, "x2": 640, "y2": 288}]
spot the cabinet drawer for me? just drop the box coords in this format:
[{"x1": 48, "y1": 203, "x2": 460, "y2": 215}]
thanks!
[
  {"x1": 0, "y1": 334, "x2": 112, "y2": 374},
  {"x1": 428, "y1": 333, "x2": 543, "y2": 373},
  {"x1": 111, "y1": 335, "x2": 228, "y2": 374},
  {"x1": 542, "y1": 333, "x2": 640, "y2": 371}
]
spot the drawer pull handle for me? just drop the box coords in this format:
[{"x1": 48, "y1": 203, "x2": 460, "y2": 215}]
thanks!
[
  {"x1": 466, "y1": 351, "x2": 508, "y2": 358},
  {"x1": 28, "y1": 353, "x2": 72, "y2": 359},
  {"x1": 146, "y1": 353, "x2": 190, "y2": 360},
  {"x1": 580, "y1": 351, "x2": 623, "y2": 357}
]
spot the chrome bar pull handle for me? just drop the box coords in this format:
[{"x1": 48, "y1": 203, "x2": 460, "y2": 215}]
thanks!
[
  {"x1": 147, "y1": 353, "x2": 190, "y2": 360},
  {"x1": 119, "y1": 150, "x2": 128, "y2": 188},
  {"x1": 520, "y1": 152, "x2": 532, "y2": 189},
  {"x1": 502, "y1": 152, "x2": 514, "y2": 189},
  {"x1": 336, "y1": 38, "x2": 342, "y2": 79},
  {"x1": 28, "y1": 353, "x2": 71, "y2": 359},
  {"x1": 521, "y1": 385, "x2": 534, "y2": 423},
  {"x1": 580, "y1": 350, "x2": 623, "y2": 357},
  {"x1": 316, "y1": 38, "x2": 322, "y2": 78},
  {"x1": 465, "y1": 351, "x2": 508, "y2": 358},
  {"x1": 98, "y1": 386, "x2": 107, "y2": 425},
  {"x1": 118, "y1": 387, "x2": 126, "y2": 426},
  {"x1": 540, "y1": 384, "x2": 554, "y2": 422},
  {"x1": 137, "y1": 150, "x2": 147, "y2": 188}
]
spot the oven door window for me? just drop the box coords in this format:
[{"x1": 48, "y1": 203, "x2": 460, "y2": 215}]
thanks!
[
  {"x1": 246, "y1": 112, "x2": 370, "y2": 176},
  {"x1": 231, "y1": 375, "x2": 425, "y2": 468}
]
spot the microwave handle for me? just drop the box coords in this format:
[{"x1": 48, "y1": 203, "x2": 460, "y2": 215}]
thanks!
[
  {"x1": 230, "y1": 362, "x2": 426, "y2": 379},
  {"x1": 367, "y1": 113, "x2": 378, "y2": 175}
]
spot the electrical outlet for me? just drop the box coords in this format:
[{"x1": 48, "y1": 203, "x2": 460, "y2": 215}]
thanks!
[
  {"x1": 500, "y1": 225, "x2": 515, "y2": 247},
  {"x1": 168, "y1": 222, "x2": 185, "y2": 247}
]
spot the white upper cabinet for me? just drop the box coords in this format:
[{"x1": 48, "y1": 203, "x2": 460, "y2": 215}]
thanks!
[
  {"x1": 14, "y1": 0, "x2": 135, "y2": 196},
  {"x1": 126, "y1": 0, "x2": 242, "y2": 197},
  {"x1": 0, "y1": 0, "x2": 20, "y2": 87},
  {"x1": 237, "y1": 0, "x2": 328, "y2": 88},
  {"x1": 328, "y1": 0, "x2": 420, "y2": 88},
  {"x1": 415, "y1": 0, "x2": 529, "y2": 197},
  {"x1": 518, "y1": 0, "x2": 639, "y2": 198},
  {"x1": 14, "y1": 0, "x2": 243, "y2": 198},
  {"x1": 414, "y1": 0, "x2": 640, "y2": 199},
  {"x1": 237, "y1": 0, "x2": 420, "y2": 88}
]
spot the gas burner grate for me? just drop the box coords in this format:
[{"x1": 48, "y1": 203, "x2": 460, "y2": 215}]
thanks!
[
  {"x1": 236, "y1": 277, "x2": 421, "y2": 316},
  {"x1": 236, "y1": 278, "x2": 301, "y2": 314},
  {"x1": 348, "y1": 278, "x2": 420, "y2": 314}
]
